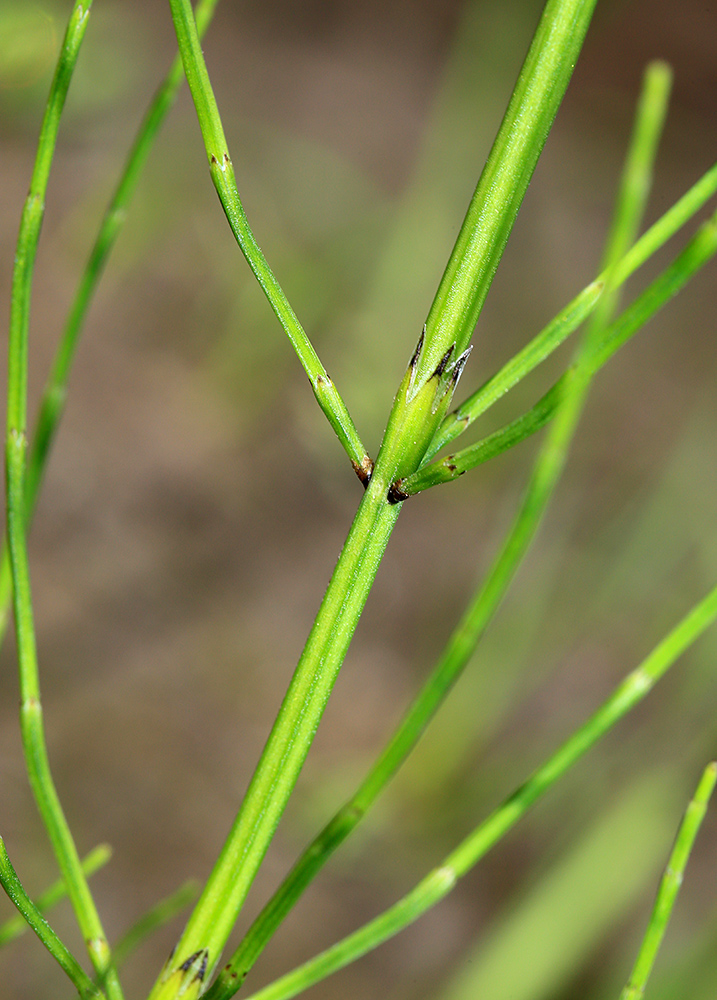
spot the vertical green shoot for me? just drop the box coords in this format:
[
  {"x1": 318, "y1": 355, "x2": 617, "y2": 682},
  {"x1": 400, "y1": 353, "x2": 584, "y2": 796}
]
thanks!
[
  {"x1": 146, "y1": 4, "x2": 618, "y2": 996},
  {"x1": 619, "y1": 762, "x2": 717, "y2": 1000},
  {"x1": 4, "y1": 3, "x2": 123, "y2": 997},
  {"x1": 203, "y1": 60, "x2": 672, "y2": 999}
]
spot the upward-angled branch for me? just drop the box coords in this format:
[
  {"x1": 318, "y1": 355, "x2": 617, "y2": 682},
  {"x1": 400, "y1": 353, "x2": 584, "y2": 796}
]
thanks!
[{"x1": 167, "y1": 0, "x2": 371, "y2": 481}]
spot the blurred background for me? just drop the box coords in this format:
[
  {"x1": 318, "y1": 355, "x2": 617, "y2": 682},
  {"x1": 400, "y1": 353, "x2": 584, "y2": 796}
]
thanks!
[{"x1": 1, "y1": 0, "x2": 717, "y2": 997}]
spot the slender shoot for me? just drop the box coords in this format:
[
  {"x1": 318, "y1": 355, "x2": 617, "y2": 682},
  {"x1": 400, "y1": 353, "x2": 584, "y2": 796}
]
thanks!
[{"x1": 619, "y1": 762, "x2": 717, "y2": 1000}]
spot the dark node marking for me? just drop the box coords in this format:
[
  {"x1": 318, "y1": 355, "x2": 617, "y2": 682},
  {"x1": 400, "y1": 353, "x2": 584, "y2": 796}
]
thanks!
[
  {"x1": 210, "y1": 155, "x2": 218, "y2": 164},
  {"x1": 447, "y1": 463, "x2": 457, "y2": 473},
  {"x1": 194, "y1": 951, "x2": 208, "y2": 982},
  {"x1": 352, "y1": 456, "x2": 374, "y2": 488},
  {"x1": 387, "y1": 481, "x2": 409, "y2": 505},
  {"x1": 180, "y1": 950, "x2": 204, "y2": 972},
  {"x1": 316, "y1": 374, "x2": 330, "y2": 387},
  {"x1": 223, "y1": 153, "x2": 230, "y2": 163},
  {"x1": 410, "y1": 328, "x2": 426, "y2": 368},
  {"x1": 451, "y1": 345, "x2": 473, "y2": 384},
  {"x1": 433, "y1": 344, "x2": 455, "y2": 379}
]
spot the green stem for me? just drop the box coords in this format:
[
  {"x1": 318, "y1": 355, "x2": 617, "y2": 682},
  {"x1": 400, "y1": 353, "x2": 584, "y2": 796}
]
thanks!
[
  {"x1": 619, "y1": 761, "x2": 717, "y2": 1000},
  {"x1": 417, "y1": 0, "x2": 599, "y2": 382},
  {"x1": 4, "y1": 3, "x2": 123, "y2": 996},
  {"x1": 167, "y1": 0, "x2": 371, "y2": 480},
  {"x1": 428, "y1": 157, "x2": 717, "y2": 462},
  {"x1": 238, "y1": 583, "x2": 717, "y2": 1000},
  {"x1": 149, "y1": 3, "x2": 609, "y2": 993},
  {"x1": 0, "y1": 844, "x2": 111, "y2": 949},
  {"x1": 0, "y1": 0, "x2": 221, "y2": 650},
  {"x1": 0, "y1": 837, "x2": 103, "y2": 999},
  {"x1": 146, "y1": 476, "x2": 401, "y2": 999},
  {"x1": 401, "y1": 204, "x2": 717, "y2": 496},
  {"x1": 204, "y1": 60, "x2": 671, "y2": 999}
]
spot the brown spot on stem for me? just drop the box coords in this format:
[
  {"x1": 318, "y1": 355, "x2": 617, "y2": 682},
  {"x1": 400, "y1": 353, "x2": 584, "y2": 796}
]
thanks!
[
  {"x1": 352, "y1": 455, "x2": 374, "y2": 488},
  {"x1": 387, "y1": 481, "x2": 409, "y2": 504}
]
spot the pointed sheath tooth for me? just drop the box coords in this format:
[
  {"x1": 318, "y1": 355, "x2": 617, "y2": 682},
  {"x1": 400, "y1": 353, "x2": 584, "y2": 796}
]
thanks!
[
  {"x1": 433, "y1": 344, "x2": 455, "y2": 380},
  {"x1": 410, "y1": 327, "x2": 426, "y2": 369},
  {"x1": 451, "y1": 345, "x2": 473, "y2": 386}
]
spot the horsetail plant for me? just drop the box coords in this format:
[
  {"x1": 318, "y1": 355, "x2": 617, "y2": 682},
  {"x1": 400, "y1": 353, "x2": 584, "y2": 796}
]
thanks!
[{"x1": 3, "y1": 1, "x2": 717, "y2": 999}]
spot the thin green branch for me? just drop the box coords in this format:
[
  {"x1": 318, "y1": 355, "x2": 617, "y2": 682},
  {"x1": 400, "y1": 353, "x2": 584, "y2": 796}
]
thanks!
[
  {"x1": 400, "y1": 202, "x2": 717, "y2": 496},
  {"x1": 427, "y1": 158, "x2": 717, "y2": 462},
  {"x1": 166, "y1": 0, "x2": 371, "y2": 480},
  {"x1": 237, "y1": 583, "x2": 717, "y2": 1000},
  {"x1": 619, "y1": 761, "x2": 717, "y2": 1000},
  {"x1": 0, "y1": 837, "x2": 104, "y2": 999},
  {"x1": 0, "y1": 843, "x2": 111, "y2": 949},
  {"x1": 0, "y1": 0, "x2": 221, "y2": 649},
  {"x1": 4, "y1": 3, "x2": 122, "y2": 996},
  {"x1": 204, "y1": 61, "x2": 670, "y2": 999}
]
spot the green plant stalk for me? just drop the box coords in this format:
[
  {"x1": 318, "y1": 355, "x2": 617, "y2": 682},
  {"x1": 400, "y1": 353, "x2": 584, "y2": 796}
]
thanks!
[
  {"x1": 416, "y1": 0, "x2": 599, "y2": 384},
  {"x1": 0, "y1": 0, "x2": 220, "y2": 648},
  {"x1": 166, "y1": 0, "x2": 370, "y2": 480},
  {"x1": 0, "y1": 837, "x2": 103, "y2": 999},
  {"x1": 204, "y1": 62, "x2": 670, "y2": 998},
  {"x1": 428, "y1": 157, "x2": 717, "y2": 462},
  {"x1": 5, "y1": 3, "x2": 123, "y2": 997},
  {"x1": 401, "y1": 202, "x2": 717, "y2": 495},
  {"x1": 237, "y1": 582, "x2": 717, "y2": 1000},
  {"x1": 619, "y1": 762, "x2": 717, "y2": 1000},
  {"x1": 151, "y1": 2, "x2": 608, "y2": 993},
  {"x1": 0, "y1": 843, "x2": 111, "y2": 949}
]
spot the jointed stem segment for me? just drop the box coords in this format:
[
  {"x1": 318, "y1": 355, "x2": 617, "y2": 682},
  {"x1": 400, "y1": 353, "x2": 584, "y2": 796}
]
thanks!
[{"x1": 168, "y1": 0, "x2": 371, "y2": 479}]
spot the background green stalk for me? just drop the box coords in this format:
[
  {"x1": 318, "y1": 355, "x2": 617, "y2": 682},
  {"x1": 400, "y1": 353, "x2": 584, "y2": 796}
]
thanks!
[
  {"x1": 619, "y1": 762, "x2": 717, "y2": 1000},
  {"x1": 4, "y1": 3, "x2": 124, "y2": 996},
  {"x1": 402, "y1": 201, "x2": 717, "y2": 495},
  {"x1": 151, "y1": 2, "x2": 602, "y2": 993},
  {"x1": 167, "y1": 0, "x2": 370, "y2": 480},
  {"x1": 426, "y1": 157, "x2": 717, "y2": 461},
  {"x1": 0, "y1": 844, "x2": 111, "y2": 949},
  {"x1": 204, "y1": 59, "x2": 670, "y2": 1000},
  {"x1": 0, "y1": 838, "x2": 103, "y2": 999},
  {"x1": 237, "y1": 581, "x2": 717, "y2": 1000},
  {"x1": 0, "y1": 0, "x2": 220, "y2": 649}
]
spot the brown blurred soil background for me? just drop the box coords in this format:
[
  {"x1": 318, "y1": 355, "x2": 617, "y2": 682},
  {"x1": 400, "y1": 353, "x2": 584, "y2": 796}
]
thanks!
[{"x1": 1, "y1": 1, "x2": 717, "y2": 998}]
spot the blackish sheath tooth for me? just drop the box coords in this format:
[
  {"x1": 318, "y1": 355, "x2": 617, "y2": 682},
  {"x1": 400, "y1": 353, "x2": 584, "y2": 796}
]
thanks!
[
  {"x1": 410, "y1": 327, "x2": 426, "y2": 369},
  {"x1": 180, "y1": 950, "x2": 204, "y2": 973},
  {"x1": 433, "y1": 344, "x2": 455, "y2": 379},
  {"x1": 451, "y1": 345, "x2": 473, "y2": 385},
  {"x1": 387, "y1": 481, "x2": 410, "y2": 504}
]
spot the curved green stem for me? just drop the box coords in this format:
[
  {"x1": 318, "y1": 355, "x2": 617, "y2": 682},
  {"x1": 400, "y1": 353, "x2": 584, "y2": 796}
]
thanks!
[
  {"x1": 0, "y1": 844, "x2": 111, "y2": 949},
  {"x1": 167, "y1": 0, "x2": 371, "y2": 479},
  {"x1": 0, "y1": 838, "x2": 103, "y2": 999},
  {"x1": 4, "y1": 3, "x2": 123, "y2": 996},
  {"x1": 0, "y1": 0, "x2": 221, "y2": 650},
  {"x1": 237, "y1": 582, "x2": 717, "y2": 1000}
]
